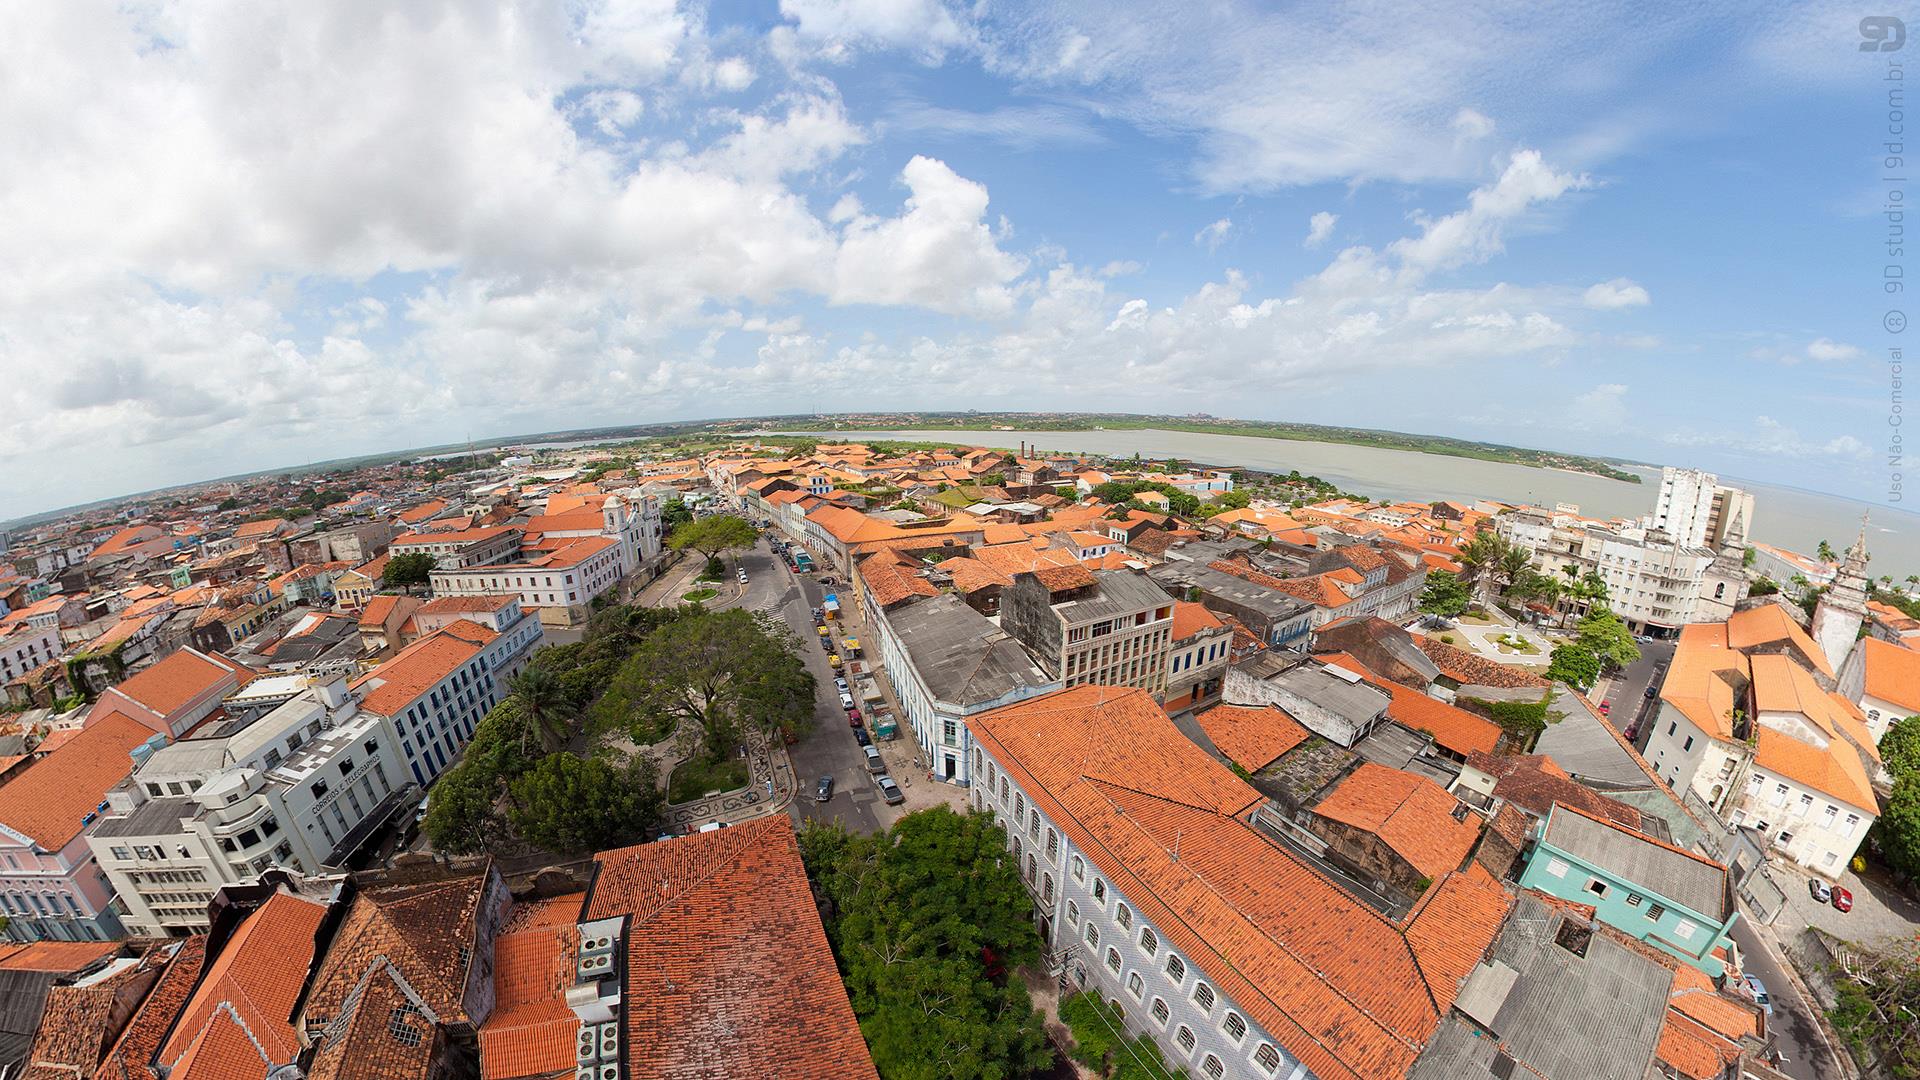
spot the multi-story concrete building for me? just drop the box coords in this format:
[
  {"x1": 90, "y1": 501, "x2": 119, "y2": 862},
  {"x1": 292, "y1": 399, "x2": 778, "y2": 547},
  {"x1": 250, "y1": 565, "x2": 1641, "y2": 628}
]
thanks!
[
  {"x1": 389, "y1": 526, "x2": 523, "y2": 570},
  {"x1": 289, "y1": 521, "x2": 397, "y2": 567},
  {"x1": 411, "y1": 594, "x2": 544, "y2": 678},
  {"x1": 0, "y1": 622, "x2": 59, "y2": 689},
  {"x1": 999, "y1": 567, "x2": 1175, "y2": 693},
  {"x1": 1642, "y1": 605, "x2": 1881, "y2": 879},
  {"x1": 1163, "y1": 601, "x2": 1231, "y2": 712},
  {"x1": 429, "y1": 535, "x2": 624, "y2": 627},
  {"x1": 1646, "y1": 467, "x2": 1752, "y2": 551},
  {"x1": 1497, "y1": 508, "x2": 1742, "y2": 635},
  {"x1": 968, "y1": 686, "x2": 1509, "y2": 1080},
  {"x1": 870, "y1": 593, "x2": 1058, "y2": 786},
  {"x1": 351, "y1": 620, "x2": 508, "y2": 786},
  {"x1": 0, "y1": 712, "x2": 153, "y2": 941},
  {"x1": 87, "y1": 674, "x2": 411, "y2": 936}
]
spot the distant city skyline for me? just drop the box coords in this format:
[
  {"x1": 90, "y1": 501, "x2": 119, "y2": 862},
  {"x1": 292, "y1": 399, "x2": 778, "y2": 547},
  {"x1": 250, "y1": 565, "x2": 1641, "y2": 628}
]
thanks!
[{"x1": 0, "y1": 2, "x2": 1895, "y2": 519}]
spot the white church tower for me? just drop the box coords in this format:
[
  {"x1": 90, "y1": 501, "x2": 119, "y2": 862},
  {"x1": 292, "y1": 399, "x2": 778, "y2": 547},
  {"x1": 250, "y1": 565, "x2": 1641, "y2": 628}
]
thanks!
[{"x1": 1811, "y1": 520, "x2": 1870, "y2": 674}]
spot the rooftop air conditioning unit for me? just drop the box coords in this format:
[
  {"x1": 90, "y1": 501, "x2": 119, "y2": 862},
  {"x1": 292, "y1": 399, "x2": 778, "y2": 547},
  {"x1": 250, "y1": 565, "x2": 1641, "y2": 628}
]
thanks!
[{"x1": 596, "y1": 1066, "x2": 618, "y2": 1080}]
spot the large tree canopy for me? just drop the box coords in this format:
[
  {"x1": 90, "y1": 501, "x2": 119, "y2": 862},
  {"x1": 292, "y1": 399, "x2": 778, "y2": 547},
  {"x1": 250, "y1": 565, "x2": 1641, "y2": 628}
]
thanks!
[
  {"x1": 507, "y1": 753, "x2": 662, "y2": 856},
  {"x1": 801, "y1": 808, "x2": 1052, "y2": 1080},
  {"x1": 597, "y1": 608, "x2": 814, "y2": 755},
  {"x1": 667, "y1": 514, "x2": 758, "y2": 559},
  {"x1": 1574, "y1": 607, "x2": 1641, "y2": 671},
  {"x1": 1418, "y1": 570, "x2": 1471, "y2": 617}
]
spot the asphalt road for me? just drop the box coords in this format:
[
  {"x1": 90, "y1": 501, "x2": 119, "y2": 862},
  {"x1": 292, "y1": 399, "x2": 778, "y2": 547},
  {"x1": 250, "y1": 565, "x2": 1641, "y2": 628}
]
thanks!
[
  {"x1": 1730, "y1": 915, "x2": 1839, "y2": 1079},
  {"x1": 715, "y1": 539, "x2": 892, "y2": 835},
  {"x1": 1601, "y1": 638, "x2": 1675, "y2": 749}
]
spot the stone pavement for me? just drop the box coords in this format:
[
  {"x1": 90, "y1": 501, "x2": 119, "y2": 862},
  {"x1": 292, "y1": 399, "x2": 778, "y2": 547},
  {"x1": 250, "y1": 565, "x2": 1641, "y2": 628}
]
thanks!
[
  {"x1": 662, "y1": 728, "x2": 799, "y2": 832},
  {"x1": 1774, "y1": 859, "x2": 1920, "y2": 952}
]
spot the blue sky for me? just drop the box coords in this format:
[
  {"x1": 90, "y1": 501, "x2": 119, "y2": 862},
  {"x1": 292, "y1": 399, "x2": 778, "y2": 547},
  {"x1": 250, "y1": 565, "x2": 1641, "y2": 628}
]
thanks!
[{"x1": 0, "y1": 1, "x2": 1901, "y2": 519}]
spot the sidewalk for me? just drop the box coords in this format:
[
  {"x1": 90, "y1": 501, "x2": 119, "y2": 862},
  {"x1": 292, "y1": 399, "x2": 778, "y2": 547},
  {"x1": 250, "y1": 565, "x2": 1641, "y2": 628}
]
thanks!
[{"x1": 662, "y1": 728, "x2": 798, "y2": 832}]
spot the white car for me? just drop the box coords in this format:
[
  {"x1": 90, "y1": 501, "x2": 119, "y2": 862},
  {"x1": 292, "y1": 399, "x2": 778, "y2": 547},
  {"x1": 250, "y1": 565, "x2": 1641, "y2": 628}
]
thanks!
[{"x1": 838, "y1": 691, "x2": 855, "y2": 709}]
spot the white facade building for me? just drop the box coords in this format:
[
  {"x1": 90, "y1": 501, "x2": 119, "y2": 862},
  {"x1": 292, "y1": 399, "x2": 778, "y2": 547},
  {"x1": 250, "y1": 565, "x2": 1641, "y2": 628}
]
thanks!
[
  {"x1": 352, "y1": 621, "x2": 511, "y2": 787},
  {"x1": 88, "y1": 674, "x2": 410, "y2": 936}
]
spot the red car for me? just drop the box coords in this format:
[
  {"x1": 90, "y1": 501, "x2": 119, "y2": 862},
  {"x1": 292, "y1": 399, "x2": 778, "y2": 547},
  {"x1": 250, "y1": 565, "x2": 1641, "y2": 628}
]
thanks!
[
  {"x1": 847, "y1": 708, "x2": 863, "y2": 726},
  {"x1": 1598, "y1": 700, "x2": 1611, "y2": 715},
  {"x1": 1832, "y1": 886, "x2": 1854, "y2": 913}
]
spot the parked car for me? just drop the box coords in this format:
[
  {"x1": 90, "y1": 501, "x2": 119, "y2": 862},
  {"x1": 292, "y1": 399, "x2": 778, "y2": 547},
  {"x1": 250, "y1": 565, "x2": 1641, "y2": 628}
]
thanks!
[
  {"x1": 1644, "y1": 684, "x2": 1658, "y2": 699},
  {"x1": 737, "y1": 570, "x2": 748, "y2": 584},
  {"x1": 847, "y1": 708, "x2": 863, "y2": 726},
  {"x1": 1598, "y1": 700, "x2": 1611, "y2": 715},
  {"x1": 829, "y1": 654, "x2": 842, "y2": 669},
  {"x1": 834, "y1": 677, "x2": 849, "y2": 692},
  {"x1": 1743, "y1": 974, "x2": 1772, "y2": 1017},
  {"x1": 1832, "y1": 886, "x2": 1854, "y2": 913},
  {"x1": 698, "y1": 820, "x2": 730, "y2": 833},
  {"x1": 853, "y1": 726, "x2": 872, "y2": 747},
  {"x1": 1809, "y1": 879, "x2": 1832, "y2": 904},
  {"x1": 815, "y1": 776, "x2": 834, "y2": 802},
  {"x1": 863, "y1": 745, "x2": 885, "y2": 772},
  {"x1": 838, "y1": 691, "x2": 855, "y2": 709},
  {"x1": 876, "y1": 774, "x2": 905, "y2": 805}
]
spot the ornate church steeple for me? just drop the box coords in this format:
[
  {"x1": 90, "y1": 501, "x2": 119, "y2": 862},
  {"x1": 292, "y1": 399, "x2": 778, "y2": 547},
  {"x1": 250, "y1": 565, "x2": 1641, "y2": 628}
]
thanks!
[{"x1": 1811, "y1": 517, "x2": 1870, "y2": 672}]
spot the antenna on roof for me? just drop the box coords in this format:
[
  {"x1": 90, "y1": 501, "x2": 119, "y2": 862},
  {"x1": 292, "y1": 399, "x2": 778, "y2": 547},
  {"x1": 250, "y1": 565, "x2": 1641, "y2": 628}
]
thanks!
[{"x1": 1172, "y1": 829, "x2": 1180, "y2": 863}]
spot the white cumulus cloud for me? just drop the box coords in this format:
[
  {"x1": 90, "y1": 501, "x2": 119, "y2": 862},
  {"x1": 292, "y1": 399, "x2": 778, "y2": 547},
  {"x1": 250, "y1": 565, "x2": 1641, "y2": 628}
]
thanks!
[
  {"x1": 1304, "y1": 211, "x2": 1337, "y2": 249},
  {"x1": 1583, "y1": 278, "x2": 1650, "y2": 309}
]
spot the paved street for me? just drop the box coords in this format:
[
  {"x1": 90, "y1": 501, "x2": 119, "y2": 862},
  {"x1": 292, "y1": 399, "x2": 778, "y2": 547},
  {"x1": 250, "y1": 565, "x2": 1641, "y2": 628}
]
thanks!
[
  {"x1": 1603, "y1": 638, "x2": 1674, "y2": 749},
  {"x1": 1731, "y1": 913, "x2": 1840, "y2": 1080}
]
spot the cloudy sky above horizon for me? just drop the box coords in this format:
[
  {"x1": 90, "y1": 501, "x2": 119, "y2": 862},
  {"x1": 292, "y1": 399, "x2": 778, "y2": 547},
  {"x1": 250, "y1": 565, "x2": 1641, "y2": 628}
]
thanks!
[{"x1": 0, "y1": 1, "x2": 1898, "y2": 519}]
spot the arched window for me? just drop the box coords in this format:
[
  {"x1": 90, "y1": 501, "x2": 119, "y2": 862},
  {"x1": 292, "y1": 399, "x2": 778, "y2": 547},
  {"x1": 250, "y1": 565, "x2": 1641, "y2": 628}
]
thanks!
[
  {"x1": 1126, "y1": 972, "x2": 1144, "y2": 999},
  {"x1": 1106, "y1": 947, "x2": 1122, "y2": 973},
  {"x1": 1066, "y1": 900, "x2": 1080, "y2": 927},
  {"x1": 1015, "y1": 792, "x2": 1025, "y2": 817},
  {"x1": 1150, "y1": 998, "x2": 1170, "y2": 1027},
  {"x1": 1070, "y1": 855, "x2": 1086, "y2": 883},
  {"x1": 1115, "y1": 903, "x2": 1132, "y2": 931},
  {"x1": 1085, "y1": 924, "x2": 1099, "y2": 948},
  {"x1": 1043, "y1": 873, "x2": 1055, "y2": 903},
  {"x1": 1166, "y1": 954, "x2": 1186, "y2": 983},
  {"x1": 1192, "y1": 982, "x2": 1214, "y2": 1013},
  {"x1": 1201, "y1": 1055, "x2": 1224, "y2": 1079},
  {"x1": 1139, "y1": 927, "x2": 1158, "y2": 956},
  {"x1": 1254, "y1": 1044, "x2": 1281, "y2": 1074},
  {"x1": 1175, "y1": 1026, "x2": 1196, "y2": 1054},
  {"x1": 1092, "y1": 879, "x2": 1107, "y2": 905},
  {"x1": 1222, "y1": 1012, "x2": 1247, "y2": 1043},
  {"x1": 1046, "y1": 827, "x2": 1058, "y2": 859}
]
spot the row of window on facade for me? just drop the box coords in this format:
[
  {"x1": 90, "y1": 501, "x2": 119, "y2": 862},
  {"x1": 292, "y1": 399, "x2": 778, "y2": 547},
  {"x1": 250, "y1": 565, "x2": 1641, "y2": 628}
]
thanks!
[{"x1": 974, "y1": 751, "x2": 1294, "y2": 1080}]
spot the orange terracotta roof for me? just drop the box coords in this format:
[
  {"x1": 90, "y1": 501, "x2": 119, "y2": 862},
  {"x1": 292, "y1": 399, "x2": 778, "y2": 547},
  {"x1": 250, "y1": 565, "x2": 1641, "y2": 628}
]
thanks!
[
  {"x1": 1414, "y1": 636, "x2": 1550, "y2": 690},
  {"x1": 1861, "y1": 637, "x2": 1920, "y2": 712},
  {"x1": 1467, "y1": 751, "x2": 1643, "y2": 830},
  {"x1": 935, "y1": 556, "x2": 1012, "y2": 594},
  {"x1": 357, "y1": 593, "x2": 402, "y2": 627},
  {"x1": 969, "y1": 687, "x2": 1508, "y2": 1080},
  {"x1": 584, "y1": 816, "x2": 877, "y2": 1079},
  {"x1": 351, "y1": 623, "x2": 495, "y2": 716},
  {"x1": 1320, "y1": 652, "x2": 1504, "y2": 758},
  {"x1": 1031, "y1": 563, "x2": 1097, "y2": 592},
  {"x1": 480, "y1": 894, "x2": 585, "y2": 1080},
  {"x1": 0, "y1": 939, "x2": 119, "y2": 972},
  {"x1": 231, "y1": 518, "x2": 289, "y2": 540},
  {"x1": 92, "y1": 526, "x2": 162, "y2": 557},
  {"x1": 110, "y1": 648, "x2": 250, "y2": 718},
  {"x1": 970, "y1": 541, "x2": 1080, "y2": 577},
  {"x1": 158, "y1": 890, "x2": 330, "y2": 1079},
  {"x1": 1312, "y1": 763, "x2": 1481, "y2": 880},
  {"x1": 1170, "y1": 600, "x2": 1224, "y2": 642},
  {"x1": 0, "y1": 712, "x2": 151, "y2": 850},
  {"x1": 1727, "y1": 604, "x2": 1833, "y2": 677},
  {"x1": 92, "y1": 937, "x2": 211, "y2": 1080},
  {"x1": 1193, "y1": 703, "x2": 1310, "y2": 770},
  {"x1": 417, "y1": 594, "x2": 518, "y2": 614},
  {"x1": 857, "y1": 552, "x2": 938, "y2": 609},
  {"x1": 396, "y1": 499, "x2": 449, "y2": 524},
  {"x1": 394, "y1": 525, "x2": 519, "y2": 547}
]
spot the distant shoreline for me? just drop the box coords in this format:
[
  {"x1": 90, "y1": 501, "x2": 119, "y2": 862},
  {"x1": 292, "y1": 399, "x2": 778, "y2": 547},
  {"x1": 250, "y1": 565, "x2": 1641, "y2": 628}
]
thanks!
[{"x1": 755, "y1": 414, "x2": 1647, "y2": 485}]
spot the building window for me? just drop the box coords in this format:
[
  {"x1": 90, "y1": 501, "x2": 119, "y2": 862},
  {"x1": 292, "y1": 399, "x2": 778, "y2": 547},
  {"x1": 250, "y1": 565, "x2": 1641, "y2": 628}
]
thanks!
[
  {"x1": 1127, "y1": 972, "x2": 1144, "y2": 1000},
  {"x1": 1585, "y1": 878, "x2": 1609, "y2": 899},
  {"x1": 1844, "y1": 814, "x2": 1861, "y2": 838},
  {"x1": 1139, "y1": 928, "x2": 1158, "y2": 957},
  {"x1": 1092, "y1": 879, "x2": 1106, "y2": 906},
  {"x1": 1201, "y1": 1054, "x2": 1225, "y2": 1079},
  {"x1": 1674, "y1": 920, "x2": 1696, "y2": 941},
  {"x1": 1085, "y1": 923, "x2": 1100, "y2": 950},
  {"x1": 1193, "y1": 983, "x2": 1215, "y2": 1013},
  {"x1": 1166, "y1": 954, "x2": 1186, "y2": 983},
  {"x1": 1046, "y1": 828, "x2": 1059, "y2": 859},
  {"x1": 1646, "y1": 902, "x2": 1666, "y2": 921},
  {"x1": 1176, "y1": 1026, "x2": 1196, "y2": 1054},
  {"x1": 1222, "y1": 1013, "x2": 1247, "y2": 1044},
  {"x1": 1067, "y1": 901, "x2": 1080, "y2": 927},
  {"x1": 1106, "y1": 947, "x2": 1122, "y2": 974},
  {"x1": 1150, "y1": 998, "x2": 1170, "y2": 1027},
  {"x1": 1043, "y1": 874, "x2": 1055, "y2": 904},
  {"x1": 1254, "y1": 1044, "x2": 1282, "y2": 1074},
  {"x1": 1070, "y1": 855, "x2": 1085, "y2": 883},
  {"x1": 1115, "y1": 903, "x2": 1132, "y2": 931}
]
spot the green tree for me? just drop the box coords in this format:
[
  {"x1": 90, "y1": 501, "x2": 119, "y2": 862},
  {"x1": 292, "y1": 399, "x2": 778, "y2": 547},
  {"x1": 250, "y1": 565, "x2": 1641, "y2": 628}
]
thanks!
[
  {"x1": 1575, "y1": 607, "x2": 1641, "y2": 672},
  {"x1": 1211, "y1": 488, "x2": 1251, "y2": 510},
  {"x1": 422, "y1": 762, "x2": 508, "y2": 855},
  {"x1": 801, "y1": 808, "x2": 1052, "y2": 1080},
  {"x1": 1748, "y1": 577, "x2": 1780, "y2": 597},
  {"x1": 1418, "y1": 570, "x2": 1471, "y2": 617},
  {"x1": 1497, "y1": 545, "x2": 1534, "y2": 596},
  {"x1": 507, "y1": 753, "x2": 662, "y2": 856},
  {"x1": 509, "y1": 665, "x2": 577, "y2": 754},
  {"x1": 1870, "y1": 773, "x2": 1920, "y2": 881},
  {"x1": 667, "y1": 514, "x2": 758, "y2": 564},
  {"x1": 1742, "y1": 546, "x2": 1757, "y2": 567},
  {"x1": 381, "y1": 551, "x2": 436, "y2": 589},
  {"x1": 1546, "y1": 643, "x2": 1602, "y2": 691},
  {"x1": 1881, "y1": 715, "x2": 1920, "y2": 780},
  {"x1": 602, "y1": 609, "x2": 814, "y2": 756},
  {"x1": 217, "y1": 496, "x2": 240, "y2": 512},
  {"x1": 660, "y1": 498, "x2": 695, "y2": 531},
  {"x1": 1817, "y1": 539, "x2": 1838, "y2": 563},
  {"x1": 1059, "y1": 992, "x2": 1189, "y2": 1079},
  {"x1": 1455, "y1": 530, "x2": 1509, "y2": 607}
]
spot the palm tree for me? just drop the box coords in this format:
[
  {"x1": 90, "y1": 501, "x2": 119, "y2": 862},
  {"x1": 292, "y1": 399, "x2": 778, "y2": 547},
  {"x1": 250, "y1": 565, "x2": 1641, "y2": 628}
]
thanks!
[
  {"x1": 1498, "y1": 546, "x2": 1534, "y2": 596},
  {"x1": 510, "y1": 666, "x2": 575, "y2": 754},
  {"x1": 1817, "y1": 539, "x2": 1837, "y2": 563},
  {"x1": 1457, "y1": 531, "x2": 1508, "y2": 608}
]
